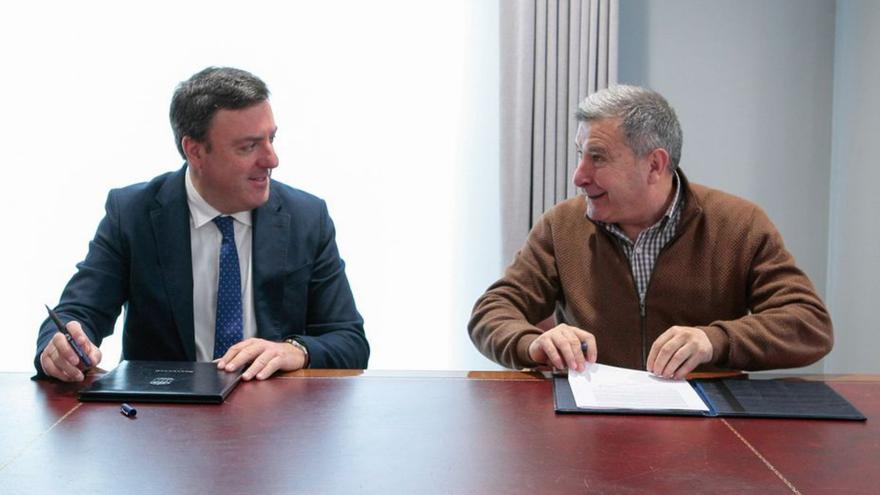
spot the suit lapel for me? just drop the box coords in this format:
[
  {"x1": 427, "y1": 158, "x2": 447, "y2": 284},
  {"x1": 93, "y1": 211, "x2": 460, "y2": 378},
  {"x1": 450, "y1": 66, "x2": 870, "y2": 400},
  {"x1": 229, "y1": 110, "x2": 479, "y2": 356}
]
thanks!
[
  {"x1": 150, "y1": 166, "x2": 196, "y2": 360},
  {"x1": 252, "y1": 184, "x2": 290, "y2": 338}
]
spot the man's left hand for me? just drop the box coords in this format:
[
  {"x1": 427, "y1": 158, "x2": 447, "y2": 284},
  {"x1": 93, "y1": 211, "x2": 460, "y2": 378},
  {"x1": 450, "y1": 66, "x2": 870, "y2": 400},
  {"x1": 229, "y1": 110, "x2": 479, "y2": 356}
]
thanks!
[
  {"x1": 646, "y1": 326, "x2": 713, "y2": 380},
  {"x1": 216, "y1": 338, "x2": 307, "y2": 381}
]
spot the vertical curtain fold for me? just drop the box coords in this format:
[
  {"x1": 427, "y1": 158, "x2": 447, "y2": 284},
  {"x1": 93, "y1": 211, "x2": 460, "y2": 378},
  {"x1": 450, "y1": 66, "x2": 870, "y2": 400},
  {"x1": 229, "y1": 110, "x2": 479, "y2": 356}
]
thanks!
[{"x1": 500, "y1": 0, "x2": 618, "y2": 265}]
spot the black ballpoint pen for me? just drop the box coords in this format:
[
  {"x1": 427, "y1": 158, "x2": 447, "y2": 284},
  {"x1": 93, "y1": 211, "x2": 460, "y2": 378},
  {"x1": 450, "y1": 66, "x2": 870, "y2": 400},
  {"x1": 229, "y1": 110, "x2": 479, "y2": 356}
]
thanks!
[{"x1": 45, "y1": 305, "x2": 93, "y2": 368}]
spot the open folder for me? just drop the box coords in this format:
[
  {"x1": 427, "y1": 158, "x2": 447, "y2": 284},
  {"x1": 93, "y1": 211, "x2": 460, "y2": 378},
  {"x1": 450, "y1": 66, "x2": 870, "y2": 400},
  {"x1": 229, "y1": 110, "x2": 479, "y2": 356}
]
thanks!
[{"x1": 554, "y1": 364, "x2": 865, "y2": 421}]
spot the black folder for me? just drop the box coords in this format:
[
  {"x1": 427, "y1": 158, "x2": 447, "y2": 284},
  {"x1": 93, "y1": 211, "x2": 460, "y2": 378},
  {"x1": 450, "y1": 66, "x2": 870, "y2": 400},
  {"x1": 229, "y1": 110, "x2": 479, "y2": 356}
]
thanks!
[
  {"x1": 79, "y1": 361, "x2": 243, "y2": 404},
  {"x1": 553, "y1": 376, "x2": 866, "y2": 421}
]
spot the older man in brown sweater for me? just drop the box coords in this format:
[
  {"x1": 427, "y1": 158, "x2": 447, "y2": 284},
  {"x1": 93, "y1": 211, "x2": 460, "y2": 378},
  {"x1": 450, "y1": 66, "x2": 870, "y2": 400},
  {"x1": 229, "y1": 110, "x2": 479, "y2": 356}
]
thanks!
[{"x1": 469, "y1": 85, "x2": 832, "y2": 378}]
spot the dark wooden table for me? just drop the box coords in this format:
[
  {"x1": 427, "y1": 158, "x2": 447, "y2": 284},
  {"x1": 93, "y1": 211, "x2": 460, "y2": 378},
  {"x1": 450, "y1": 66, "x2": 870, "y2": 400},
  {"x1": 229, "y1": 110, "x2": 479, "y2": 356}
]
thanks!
[{"x1": 1, "y1": 370, "x2": 876, "y2": 494}]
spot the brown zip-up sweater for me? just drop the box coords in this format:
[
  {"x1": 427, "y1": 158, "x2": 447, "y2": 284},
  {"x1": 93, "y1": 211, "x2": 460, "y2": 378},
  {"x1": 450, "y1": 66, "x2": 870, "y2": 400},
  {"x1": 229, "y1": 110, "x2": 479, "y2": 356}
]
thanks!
[{"x1": 469, "y1": 175, "x2": 833, "y2": 371}]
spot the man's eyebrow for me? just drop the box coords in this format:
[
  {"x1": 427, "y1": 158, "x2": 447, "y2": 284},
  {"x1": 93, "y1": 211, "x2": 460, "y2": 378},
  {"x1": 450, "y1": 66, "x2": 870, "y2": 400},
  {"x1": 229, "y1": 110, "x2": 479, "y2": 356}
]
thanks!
[
  {"x1": 233, "y1": 136, "x2": 262, "y2": 145},
  {"x1": 233, "y1": 129, "x2": 277, "y2": 145}
]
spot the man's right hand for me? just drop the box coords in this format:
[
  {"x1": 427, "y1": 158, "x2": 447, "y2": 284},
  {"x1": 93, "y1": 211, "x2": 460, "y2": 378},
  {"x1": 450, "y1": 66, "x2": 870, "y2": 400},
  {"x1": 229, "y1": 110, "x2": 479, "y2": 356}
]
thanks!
[
  {"x1": 39, "y1": 321, "x2": 102, "y2": 382},
  {"x1": 527, "y1": 324, "x2": 597, "y2": 372}
]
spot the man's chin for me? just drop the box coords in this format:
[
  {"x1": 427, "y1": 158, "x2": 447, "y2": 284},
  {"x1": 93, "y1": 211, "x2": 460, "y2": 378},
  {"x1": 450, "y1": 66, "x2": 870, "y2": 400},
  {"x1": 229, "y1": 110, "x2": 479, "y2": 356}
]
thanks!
[
  {"x1": 586, "y1": 200, "x2": 600, "y2": 220},
  {"x1": 234, "y1": 194, "x2": 270, "y2": 213},
  {"x1": 251, "y1": 196, "x2": 270, "y2": 210}
]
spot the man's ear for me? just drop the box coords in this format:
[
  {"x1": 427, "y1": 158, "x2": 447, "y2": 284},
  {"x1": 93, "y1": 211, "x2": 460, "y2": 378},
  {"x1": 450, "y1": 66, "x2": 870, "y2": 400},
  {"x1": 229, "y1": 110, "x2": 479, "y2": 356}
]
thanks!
[
  {"x1": 182, "y1": 136, "x2": 205, "y2": 169},
  {"x1": 646, "y1": 148, "x2": 671, "y2": 184}
]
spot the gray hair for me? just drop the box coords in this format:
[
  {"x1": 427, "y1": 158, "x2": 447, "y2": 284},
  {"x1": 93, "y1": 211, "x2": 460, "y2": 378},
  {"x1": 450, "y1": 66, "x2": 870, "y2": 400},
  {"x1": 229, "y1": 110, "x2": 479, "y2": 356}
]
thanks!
[
  {"x1": 576, "y1": 85, "x2": 682, "y2": 170},
  {"x1": 170, "y1": 67, "x2": 270, "y2": 159}
]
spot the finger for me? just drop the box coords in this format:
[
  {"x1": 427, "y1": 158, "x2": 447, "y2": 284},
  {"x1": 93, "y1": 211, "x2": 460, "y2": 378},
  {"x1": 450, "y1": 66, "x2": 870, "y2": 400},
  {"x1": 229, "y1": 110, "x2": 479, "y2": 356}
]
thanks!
[
  {"x1": 65, "y1": 320, "x2": 88, "y2": 340},
  {"x1": 242, "y1": 352, "x2": 273, "y2": 381},
  {"x1": 66, "y1": 321, "x2": 98, "y2": 369},
  {"x1": 217, "y1": 340, "x2": 251, "y2": 368},
  {"x1": 646, "y1": 342, "x2": 658, "y2": 372},
  {"x1": 50, "y1": 332, "x2": 80, "y2": 367},
  {"x1": 582, "y1": 334, "x2": 598, "y2": 364},
  {"x1": 658, "y1": 344, "x2": 691, "y2": 379},
  {"x1": 673, "y1": 353, "x2": 704, "y2": 380},
  {"x1": 650, "y1": 344, "x2": 675, "y2": 377},
  {"x1": 572, "y1": 339, "x2": 587, "y2": 372},
  {"x1": 40, "y1": 350, "x2": 67, "y2": 381},
  {"x1": 215, "y1": 343, "x2": 240, "y2": 368},
  {"x1": 51, "y1": 333, "x2": 88, "y2": 376},
  {"x1": 44, "y1": 343, "x2": 84, "y2": 381},
  {"x1": 55, "y1": 354, "x2": 85, "y2": 381},
  {"x1": 255, "y1": 355, "x2": 284, "y2": 380},
  {"x1": 43, "y1": 359, "x2": 79, "y2": 382},
  {"x1": 216, "y1": 348, "x2": 236, "y2": 368},
  {"x1": 526, "y1": 338, "x2": 546, "y2": 364},
  {"x1": 647, "y1": 329, "x2": 675, "y2": 372},
  {"x1": 225, "y1": 343, "x2": 265, "y2": 372},
  {"x1": 567, "y1": 336, "x2": 586, "y2": 372},
  {"x1": 87, "y1": 346, "x2": 102, "y2": 370},
  {"x1": 540, "y1": 339, "x2": 565, "y2": 369},
  {"x1": 217, "y1": 338, "x2": 259, "y2": 368},
  {"x1": 647, "y1": 343, "x2": 667, "y2": 374},
  {"x1": 557, "y1": 330, "x2": 589, "y2": 371},
  {"x1": 650, "y1": 333, "x2": 685, "y2": 376},
  {"x1": 561, "y1": 326, "x2": 597, "y2": 365},
  {"x1": 550, "y1": 333, "x2": 580, "y2": 371}
]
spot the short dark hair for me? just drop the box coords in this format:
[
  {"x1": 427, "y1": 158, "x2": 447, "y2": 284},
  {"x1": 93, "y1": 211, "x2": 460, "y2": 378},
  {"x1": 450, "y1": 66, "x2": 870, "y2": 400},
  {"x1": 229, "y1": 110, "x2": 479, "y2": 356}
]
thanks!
[{"x1": 169, "y1": 67, "x2": 270, "y2": 159}]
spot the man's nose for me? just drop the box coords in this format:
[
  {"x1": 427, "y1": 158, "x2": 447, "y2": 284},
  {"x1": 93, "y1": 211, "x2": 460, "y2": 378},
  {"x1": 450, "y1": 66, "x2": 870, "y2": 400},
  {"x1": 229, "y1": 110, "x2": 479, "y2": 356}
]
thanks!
[
  {"x1": 573, "y1": 155, "x2": 593, "y2": 188},
  {"x1": 260, "y1": 143, "x2": 279, "y2": 169}
]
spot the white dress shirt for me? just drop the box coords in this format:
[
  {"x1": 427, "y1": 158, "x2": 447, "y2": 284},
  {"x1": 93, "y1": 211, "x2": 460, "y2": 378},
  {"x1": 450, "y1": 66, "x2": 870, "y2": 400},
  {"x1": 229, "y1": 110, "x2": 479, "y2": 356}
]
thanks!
[{"x1": 185, "y1": 170, "x2": 257, "y2": 361}]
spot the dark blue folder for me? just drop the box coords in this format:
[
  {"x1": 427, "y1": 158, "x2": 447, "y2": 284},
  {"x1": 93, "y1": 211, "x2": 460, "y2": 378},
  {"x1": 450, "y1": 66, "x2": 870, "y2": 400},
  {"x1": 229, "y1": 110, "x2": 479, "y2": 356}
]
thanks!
[
  {"x1": 554, "y1": 375, "x2": 866, "y2": 420},
  {"x1": 79, "y1": 360, "x2": 243, "y2": 404}
]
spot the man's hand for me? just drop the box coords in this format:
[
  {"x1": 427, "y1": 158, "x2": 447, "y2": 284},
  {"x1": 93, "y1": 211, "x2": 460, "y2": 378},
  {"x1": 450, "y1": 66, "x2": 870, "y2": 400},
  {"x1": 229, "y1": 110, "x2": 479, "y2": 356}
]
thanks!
[
  {"x1": 527, "y1": 324, "x2": 597, "y2": 372},
  {"x1": 647, "y1": 326, "x2": 713, "y2": 379},
  {"x1": 216, "y1": 338, "x2": 307, "y2": 381},
  {"x1": 39, "y1": 321, "x2": 102, "y2": 382}
]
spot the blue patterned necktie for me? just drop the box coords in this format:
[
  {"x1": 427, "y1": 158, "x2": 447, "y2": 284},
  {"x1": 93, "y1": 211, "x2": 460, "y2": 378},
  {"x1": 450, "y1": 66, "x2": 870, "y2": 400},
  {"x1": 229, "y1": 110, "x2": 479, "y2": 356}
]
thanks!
[{"x1": 212, "y1": 216, "x2": 243, "y2": 359}]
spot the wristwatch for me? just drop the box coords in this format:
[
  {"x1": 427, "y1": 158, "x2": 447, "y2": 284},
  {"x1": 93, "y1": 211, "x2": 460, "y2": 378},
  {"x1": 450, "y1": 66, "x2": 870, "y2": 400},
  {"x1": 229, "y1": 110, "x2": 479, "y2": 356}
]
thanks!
[{"x1": 284, "y1": 338, "x2": 310, "y2": 368}]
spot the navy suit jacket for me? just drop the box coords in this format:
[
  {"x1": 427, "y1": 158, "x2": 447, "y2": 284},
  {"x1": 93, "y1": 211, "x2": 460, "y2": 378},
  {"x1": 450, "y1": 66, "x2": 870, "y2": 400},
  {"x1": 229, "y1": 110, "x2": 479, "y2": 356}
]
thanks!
[{"x1": 36, "y1": 166, "x2": 368, "y2": 373}]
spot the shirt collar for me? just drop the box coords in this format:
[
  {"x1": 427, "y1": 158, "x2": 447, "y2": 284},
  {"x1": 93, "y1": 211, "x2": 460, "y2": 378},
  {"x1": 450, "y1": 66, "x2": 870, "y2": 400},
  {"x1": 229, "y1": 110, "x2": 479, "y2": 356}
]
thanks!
[
  {"x1": 660, "y1": 169, "x2": 683, "y2": 222},
  {"x1": 666, "y1": 170, "x2": 681, "y2": 218},
  {"x1": 185, "y1": 167, "x2": 252, "y2": 229}
]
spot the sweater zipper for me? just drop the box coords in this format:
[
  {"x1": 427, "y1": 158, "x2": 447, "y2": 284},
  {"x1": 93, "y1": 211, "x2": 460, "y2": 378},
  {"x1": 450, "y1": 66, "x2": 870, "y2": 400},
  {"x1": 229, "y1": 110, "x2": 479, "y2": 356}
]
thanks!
[
  {"x1": 638, "y1": 206, "x2": 702, "y2": 368},
  {"x1": 616, "y1": 236, "x2": 650, "y2": 369},
  {"x1": 639, "y1": 298, "x2": 647, "y2": 367},
  {"x1": 622, "y1": 252, "x2": 648, "y2": 369}
]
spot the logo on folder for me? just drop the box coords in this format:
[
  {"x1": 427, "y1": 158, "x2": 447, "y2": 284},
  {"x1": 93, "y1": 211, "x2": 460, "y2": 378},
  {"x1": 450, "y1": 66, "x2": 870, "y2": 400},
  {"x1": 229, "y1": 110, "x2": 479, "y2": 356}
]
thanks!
[{"x1": 150, "y1": 377, "x2": 175, "y2": 386}]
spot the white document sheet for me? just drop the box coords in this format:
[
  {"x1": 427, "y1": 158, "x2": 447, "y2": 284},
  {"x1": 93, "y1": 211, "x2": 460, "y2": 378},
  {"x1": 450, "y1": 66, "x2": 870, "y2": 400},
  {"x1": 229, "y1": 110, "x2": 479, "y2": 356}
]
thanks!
[{"x1": 567, "y1": 363, "x2": 709, "y2": 412}]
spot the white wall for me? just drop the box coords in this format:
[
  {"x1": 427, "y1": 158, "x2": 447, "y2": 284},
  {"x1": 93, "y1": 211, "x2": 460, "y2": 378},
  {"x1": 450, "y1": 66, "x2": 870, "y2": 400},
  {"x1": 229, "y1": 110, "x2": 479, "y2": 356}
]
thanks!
[
  {"x1": 618, "y1": 0, "x2": 836, "y2": 372},
  {"x1": 0, "y1": 1, "x2": 502, "y2": 373},
  {"x1": 826, "y1": 1, "x2": 880, "y2": 373}
]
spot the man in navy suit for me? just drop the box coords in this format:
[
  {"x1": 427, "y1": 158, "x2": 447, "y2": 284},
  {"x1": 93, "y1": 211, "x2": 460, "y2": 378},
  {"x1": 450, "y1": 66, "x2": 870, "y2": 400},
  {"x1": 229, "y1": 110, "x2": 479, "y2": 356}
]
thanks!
[{"x1": 36, "y1": 67, "x2": 369, "y2": 381}]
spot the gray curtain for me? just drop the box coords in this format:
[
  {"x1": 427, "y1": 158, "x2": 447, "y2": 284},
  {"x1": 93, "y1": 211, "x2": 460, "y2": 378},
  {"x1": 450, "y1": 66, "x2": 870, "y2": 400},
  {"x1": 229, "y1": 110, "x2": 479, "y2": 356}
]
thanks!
[{"x1": 500, "y1": 0, "x2": 618, "y2": 264}]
